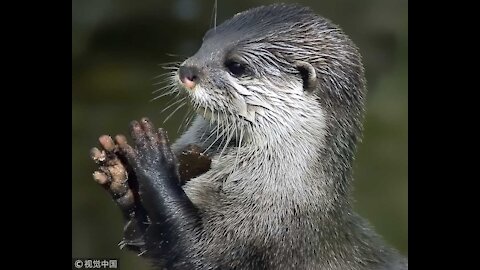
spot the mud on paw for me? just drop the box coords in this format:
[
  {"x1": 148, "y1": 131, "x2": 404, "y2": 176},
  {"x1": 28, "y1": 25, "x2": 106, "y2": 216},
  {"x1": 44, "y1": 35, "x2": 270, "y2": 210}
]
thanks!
[{"x1": 90, "y1": 134, "x2": 138, "y2": 217}]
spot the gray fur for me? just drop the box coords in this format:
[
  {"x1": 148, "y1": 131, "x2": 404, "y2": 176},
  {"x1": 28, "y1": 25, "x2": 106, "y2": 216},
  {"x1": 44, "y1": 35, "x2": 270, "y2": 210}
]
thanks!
[{"x1": 165, "y1": 3, "x2": 406, "y2": 269}]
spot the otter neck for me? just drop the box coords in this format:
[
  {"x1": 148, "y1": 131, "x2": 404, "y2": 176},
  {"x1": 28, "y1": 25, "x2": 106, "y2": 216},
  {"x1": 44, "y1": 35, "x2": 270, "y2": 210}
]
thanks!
[{"x1": 218, "y1": 108, "x2": 356, "y2": 215}]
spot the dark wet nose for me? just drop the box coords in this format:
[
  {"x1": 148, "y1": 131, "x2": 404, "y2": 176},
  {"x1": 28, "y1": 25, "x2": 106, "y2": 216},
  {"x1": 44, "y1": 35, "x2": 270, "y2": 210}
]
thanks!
[{"x1": 179, "y1": 65, "x2": 199, "y2": 89}]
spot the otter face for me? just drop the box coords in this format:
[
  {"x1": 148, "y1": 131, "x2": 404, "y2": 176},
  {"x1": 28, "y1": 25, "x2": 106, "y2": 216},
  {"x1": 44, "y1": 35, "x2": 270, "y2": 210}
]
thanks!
[{"x1": 175, "y1": 4, "x2": 364, "y2": 138}]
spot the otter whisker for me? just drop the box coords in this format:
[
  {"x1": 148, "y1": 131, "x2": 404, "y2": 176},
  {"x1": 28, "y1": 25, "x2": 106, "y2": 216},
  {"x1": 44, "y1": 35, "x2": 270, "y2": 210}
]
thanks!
[
  {"x1": 163, "y1": 101, "x2": 186, "y2": 124},
  {"x1": 214, "y1": 0, "x2": 218, "y2": 30},
  {"x1": 216, "y1": 113, "x2": 230, "y2": 153},
  {"x1": 199, "y1": 123, "x2": 211, "y2": 142},
  {"x1": 202, "y1": 106, "x2": 208, "y2": 119},
  {"x1": 202, "y1": 124, "x2": 219, "y2": 144},
  {"x1": 164, "y1": 53, "x2": 187, "y2": 58},
  {"x1": 203, "y1": 128, "x2": 227, "y2": 155},
  {"x1": 151, "y1": 85, "x2": 178, "y2": 101},
  {"x1": 202, "y1": 123, "x2": 228, "y2": 154},
  {"x1": 234, "y1": 123, "x2": 244, "y2": 171},
  {"x1": 173, "y1": 90, "x2": 183, "y2": 100},
  {"x1": 152, "y1": 88, "x2": 177, "y2": 99},
  {"x1": 193, "y1": 103, "x2": 210, "y2": 142},
  {"x1": 208, "y1": 106, "x2": 216, "y2": 126},
  {"x1": 162, "y1": 66, "x2": 181, "y2": 71},
  {"x1": 152, "y1": 81, "x2": 177, "y2": 94},
  {"x1": 157, "y1": 64, "x2": 181, "y2": 71},
  {"x1": 153, "y1": 77, "x2": 177, "y2": 87},
  {"x1": 202, "y1": 127, "x2": 224, "y2": 154},
  {"x1": 152, "y1": 71, "x2": 176, "y2": 80},
  {"x1": 216, "y1": 110, "x2": 221, "y2": 139},
  {"x1": 210, "y1": 0, "x2": 218, "y2": 31},
  {"x1": 218, "y1": 117, "x2": 236, "y2": 159},
  {"x1": 178, "y1": 108, "x2": 195, "y2": 134},
  {"x1": 160, "y1": 97, "x2": 186, "y2": 114},
  {"x1": 199, "y1": 111, "x2": 218, "y2": 143},
  {"x1": 157, "y1": 60, "x2": 182, "y2": 66},
  {"x1": 183, "y1": 110, "x2": 195, "y2": 132}
]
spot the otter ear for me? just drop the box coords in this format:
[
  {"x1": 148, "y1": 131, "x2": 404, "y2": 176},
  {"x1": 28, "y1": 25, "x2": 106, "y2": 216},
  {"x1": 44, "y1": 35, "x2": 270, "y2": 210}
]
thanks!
[{"x1": 294, "y1": 61, "x2": 317, "y2": 92}]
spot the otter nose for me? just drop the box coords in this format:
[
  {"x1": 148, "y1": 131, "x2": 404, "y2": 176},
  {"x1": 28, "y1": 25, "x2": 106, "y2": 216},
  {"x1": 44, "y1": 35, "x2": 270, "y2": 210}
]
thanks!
[{"x1": 179, "y1": 65, "x2": 199, "y2": 89}]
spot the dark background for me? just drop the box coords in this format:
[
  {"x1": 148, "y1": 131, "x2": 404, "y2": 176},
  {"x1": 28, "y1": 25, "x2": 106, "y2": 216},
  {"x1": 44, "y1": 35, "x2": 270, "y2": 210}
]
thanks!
[{"x1": 72, "y1": 0, "x2": 407, "y2": 268}]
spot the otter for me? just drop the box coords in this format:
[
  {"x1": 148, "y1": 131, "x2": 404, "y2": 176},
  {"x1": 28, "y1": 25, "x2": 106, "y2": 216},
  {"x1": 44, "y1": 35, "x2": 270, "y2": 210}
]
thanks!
[{"x1": 90, "y1": 3, "x2": 407, "y2": 270}]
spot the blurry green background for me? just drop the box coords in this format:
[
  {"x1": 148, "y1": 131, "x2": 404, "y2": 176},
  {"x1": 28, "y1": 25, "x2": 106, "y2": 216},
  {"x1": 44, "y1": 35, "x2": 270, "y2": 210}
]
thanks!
[{"x1": 72, "y1": 0, "x2": 407, "y2": 268}]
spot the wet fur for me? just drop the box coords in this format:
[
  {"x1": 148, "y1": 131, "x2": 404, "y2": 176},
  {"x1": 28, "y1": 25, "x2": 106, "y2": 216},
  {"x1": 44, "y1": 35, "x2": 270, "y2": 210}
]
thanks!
[{"x1": 126, "y1": 4, "x2": 406, "y2": 269}]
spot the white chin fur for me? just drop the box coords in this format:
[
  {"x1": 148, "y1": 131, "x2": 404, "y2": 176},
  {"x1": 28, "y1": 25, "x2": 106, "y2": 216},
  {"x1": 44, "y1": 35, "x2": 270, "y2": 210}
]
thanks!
[{"x1": 189, "y1": 85, "x2": 224, "y2": 122}]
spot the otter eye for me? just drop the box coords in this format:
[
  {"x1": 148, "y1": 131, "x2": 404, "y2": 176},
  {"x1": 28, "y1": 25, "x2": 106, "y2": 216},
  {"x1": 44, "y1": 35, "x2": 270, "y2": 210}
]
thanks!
[{"x1": 225, "y1": 60, "x2": 246, "y2": 76}]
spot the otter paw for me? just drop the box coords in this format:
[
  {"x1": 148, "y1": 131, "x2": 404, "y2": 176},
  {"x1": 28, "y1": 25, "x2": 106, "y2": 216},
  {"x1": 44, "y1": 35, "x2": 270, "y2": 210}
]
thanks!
[
  {"x1": 90, "y1": 135, "x2": 136, "y2": 214},
  {"x1": 119, "y1": 118, "x2": 178, "y2": 183},
  {"x1": 91, "y1": 134, "x2": 150, "y2": 254}
]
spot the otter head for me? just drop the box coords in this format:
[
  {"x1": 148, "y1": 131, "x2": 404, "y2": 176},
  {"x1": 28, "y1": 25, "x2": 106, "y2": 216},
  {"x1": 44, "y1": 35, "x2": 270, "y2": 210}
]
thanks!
[{"x1": 176, "y1": 3, "x2": 366, "y2": 167}]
